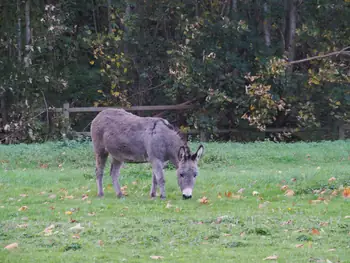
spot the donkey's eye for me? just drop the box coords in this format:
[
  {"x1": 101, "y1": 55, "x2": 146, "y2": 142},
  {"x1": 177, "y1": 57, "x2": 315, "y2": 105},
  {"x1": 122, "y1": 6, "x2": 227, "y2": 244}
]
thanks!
[
  {"x1": 180, "y1": 173, "x2": 184, "y2": 178},
  {"x1": 194, "y1": 173, "x2": 198, "y2": 178}
]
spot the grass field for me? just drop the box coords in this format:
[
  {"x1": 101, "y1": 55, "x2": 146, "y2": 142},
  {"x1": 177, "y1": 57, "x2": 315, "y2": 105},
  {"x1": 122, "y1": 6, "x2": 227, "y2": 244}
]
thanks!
[{"x1": 0, "y1": 140, "x2": 349, "y2": 263}]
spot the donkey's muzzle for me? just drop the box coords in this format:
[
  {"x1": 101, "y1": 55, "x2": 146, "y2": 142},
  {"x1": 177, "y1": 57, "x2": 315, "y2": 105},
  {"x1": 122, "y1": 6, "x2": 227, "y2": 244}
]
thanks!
[{"x1": 182, "y1": 194, "x2": 192, "y2": 199}]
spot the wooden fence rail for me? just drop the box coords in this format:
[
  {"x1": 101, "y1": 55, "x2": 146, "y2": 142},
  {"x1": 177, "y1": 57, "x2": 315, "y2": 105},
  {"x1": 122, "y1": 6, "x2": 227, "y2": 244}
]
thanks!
[{"x1": 52, "y1": 103, "x2": 348, "y2": 142}]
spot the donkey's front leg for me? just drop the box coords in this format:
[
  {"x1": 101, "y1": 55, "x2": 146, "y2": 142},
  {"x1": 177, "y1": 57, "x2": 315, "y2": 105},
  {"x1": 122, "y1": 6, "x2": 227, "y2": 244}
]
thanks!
[
  {"x1": 110, "y1": 159, "x2": 123, "y2": 198},
  {"x1": 152, "y1": 160, "x2": 166, "y2": 199}
]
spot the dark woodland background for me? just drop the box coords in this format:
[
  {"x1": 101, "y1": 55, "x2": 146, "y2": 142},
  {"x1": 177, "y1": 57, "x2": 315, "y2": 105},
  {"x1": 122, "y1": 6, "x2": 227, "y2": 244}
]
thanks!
[{"x1": 0, "y1": 0, "x2": 350, "y2": 143}]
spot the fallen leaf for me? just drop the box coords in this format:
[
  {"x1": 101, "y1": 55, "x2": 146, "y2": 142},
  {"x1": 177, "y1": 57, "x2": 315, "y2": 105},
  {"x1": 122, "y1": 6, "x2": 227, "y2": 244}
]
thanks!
[
  {"x1": 328, "y1": 177, "x2": 336, "y2": 183},
  {"x1": 175, "y1": 207, "x2": 181, "y2": 212},
  {"x1": 19, "y1": 194, "x2": 28, "y2": 197},
  {"x1": 252, "y1": 191, "x2": 259, "y2": 196},
  {"x1": 65, "y1": 195, "x2": 74, "y2": 199},
  {"x1": 199, "y1": 196, "x2": 209, "y2": 204},
  {"x1": 98, "y1": 240, "x2": 104, "y2": 246},
  {"x1": 88, "y1": 212, "x2": 96, "y2": 216},
  {"x1": 39, "y1": 191, "x2": 46, "y2": 195},
  {"x1": 165, "y1": 202, "x2": 172, "y2": 209},
  {"x1": 65, "y1": 211, "x2": 73, "y2": 215},
  {"x1": 263, "y1": 255, "x2": 278, "y2": 260},
  {"x1": 291, "y1": 178, "x2": 297, "y2": 182},
  {"x1": 280, "y1": 185, "x2": 289, "y2": 191},
  {"x1": 281, "y1": 220, "x2": 293, "y2": 226},
  {"x1": 285, "y1": 189, "x2": 295, "y2": 197},
  {"x1": 217, "y1": 192, "x2": 222, "y2": 199},
  {"x1": 40, "y1": 163, "x2": 48, "y2": 169},
  {"x1": 309, "y1": 200, "x2": 322, "y2": 205},
  {"x1": 70, "y1": 223, "x2": 84, "y2": 233},
  {"x1": 328, "y1": 248, "x2": 336, "y2": 252},
  {"x1": 58, "y1": 163, "x2": 63, "y2": 168},
  {"x1": 316, "y1": 166, "x2": 321, "y2": 170},
  {"x1": 223, "y1": 233, "x2": 232, "y2": 236},
  {"x1": 311, "y1": 228, "x2": 320, "y2": 235},
  {"x1": 16, "y1": 224, "x2": 28, "y2": 229},
  {"x1": 331, "y1": 190, "x2": 338, "y2": 197},
  {"x1": 344, "y1": 215, "x2": 350, "y2": 219},
  {"x1": 295, "y1": 244, "x2": 304, "y2": 248},
  {"x1": 216, "y1": 216, "x2": 223, "y2": 224},
  {"x1": 258, "y1": 201, "x2": 270, "y2": 209},
  {"x1": 49, "y1": 206, "x2": 55, "y2": 210},
  {"x1": 4, "y1": 243, "x2": 18, "y2": 250},
  {"x1": 121, "y1": 185, "x2": 128, "y2": 196},
  {"x1": 237, "y1": 188, "x2": 245, "y2": 194},
  {"x1": 82, "y1": 194, "x2": 88, "y2": 201},
  {"x1": 319, "y1": 222, "x2": 329, "y2": 227},
  {"x1": 72, "y1": 234, "x2": 80, "y2": 239},
  {"x1": 48, "y1": 194, "x2": 56, "y2": 199},
  {"x1": 43, "y1": 224, "x2": 55, "y2": 235},
  {"x1": 240, "y1": 231, "x2": 245, "y2": 237},
  {"x1": 132, "y1": 181, "x2": 137, "y2": 185},
  {"x1": 18, "y1": 206, "x2": 28, "y2": 211},
  {"x1": 225, "y1": 191, "x2": 232, "y2": 198},
  {"x1": 343, "y1": 187, "x2": 350, "y2": 198},
  {"x1": 150, "y1": 256, "x2": 164, "y2": 260}
]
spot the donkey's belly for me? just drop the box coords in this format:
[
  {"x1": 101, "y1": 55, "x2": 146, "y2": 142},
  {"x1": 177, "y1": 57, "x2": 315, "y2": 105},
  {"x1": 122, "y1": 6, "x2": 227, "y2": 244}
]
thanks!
[{"x1": 106, "y1": 143, "x2": 148, "y2": 163}]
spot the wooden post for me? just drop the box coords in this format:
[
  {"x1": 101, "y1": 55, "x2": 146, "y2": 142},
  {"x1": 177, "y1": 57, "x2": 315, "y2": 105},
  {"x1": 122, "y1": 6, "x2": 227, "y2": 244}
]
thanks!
[
  {"x1": 338, "y1": 120, "x2": 345, "y2": 140},
  {"x1": 200, "y1": 130, "x2": 209, "y2": 142},
  {"x1": 63, "y1": 103, "x2": 70, "y2": 136}
]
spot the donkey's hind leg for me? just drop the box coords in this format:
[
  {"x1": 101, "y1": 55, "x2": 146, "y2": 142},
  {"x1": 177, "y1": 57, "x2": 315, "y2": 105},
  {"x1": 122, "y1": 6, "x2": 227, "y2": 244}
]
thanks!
[
  {"x1": 95, "y1": 151, "x2": 108, "y2": 197},
  {"x1": 110, "y1": 158, "x2": 123, "y2": 198}
]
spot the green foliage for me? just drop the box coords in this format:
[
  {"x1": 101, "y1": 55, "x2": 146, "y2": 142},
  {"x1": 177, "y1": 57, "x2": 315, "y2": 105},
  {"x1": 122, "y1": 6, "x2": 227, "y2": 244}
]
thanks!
[{"x1": 0, "y1": 0, "x2": 349, "y2": 143}]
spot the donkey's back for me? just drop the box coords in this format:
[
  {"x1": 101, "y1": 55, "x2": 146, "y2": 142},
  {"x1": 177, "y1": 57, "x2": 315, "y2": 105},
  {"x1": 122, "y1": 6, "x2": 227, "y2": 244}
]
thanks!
[{"x1": 91, "y1": 108, "x2": 167, "y2": 163}]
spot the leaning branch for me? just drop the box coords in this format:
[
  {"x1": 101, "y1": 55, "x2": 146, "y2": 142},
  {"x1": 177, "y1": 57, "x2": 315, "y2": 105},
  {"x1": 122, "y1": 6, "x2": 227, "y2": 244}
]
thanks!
[{"x1": 288, "y1": 47, "x2": 350, "y2": 65}]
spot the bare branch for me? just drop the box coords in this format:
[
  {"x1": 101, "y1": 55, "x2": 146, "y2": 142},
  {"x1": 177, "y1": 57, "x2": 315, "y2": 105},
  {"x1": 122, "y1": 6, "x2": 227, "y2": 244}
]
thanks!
[{"x1": 288, "y1": 48, "x2": 350, "y2": 65}]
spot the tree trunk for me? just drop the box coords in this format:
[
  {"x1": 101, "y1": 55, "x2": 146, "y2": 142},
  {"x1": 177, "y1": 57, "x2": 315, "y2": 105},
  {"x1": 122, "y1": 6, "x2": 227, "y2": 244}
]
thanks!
[
  {"x1": 263, "y1": 1, "x2": 271, "y2": 47},
  {"x1": 17, "y1": 0, "x2": 22, "y2": 62},
  {"x1": 24, "y1": 0, "x2": 31, "y2": 68},
  {"x1": 107, "y1": 0, "x2": 112, "y2": 34},
  {"x1": 232, "y1": 0, "x2": 237, "y2": 11},
  {"x1": 285, "y1": 0, "x2": 297, "y2": 63}
]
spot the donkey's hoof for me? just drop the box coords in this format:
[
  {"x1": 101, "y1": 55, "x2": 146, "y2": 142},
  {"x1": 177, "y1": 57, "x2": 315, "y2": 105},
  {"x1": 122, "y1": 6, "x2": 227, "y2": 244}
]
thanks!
[
  {"x1": 160, "y1": 195, "x2": 166, "y2": 200},
  {"x1": 117, "y1": 193, "x2": 124, "y2": 198}
]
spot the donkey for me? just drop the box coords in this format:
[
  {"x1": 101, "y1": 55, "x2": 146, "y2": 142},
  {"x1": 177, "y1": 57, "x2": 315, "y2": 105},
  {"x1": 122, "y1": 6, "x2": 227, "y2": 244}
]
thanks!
[{"x1": 90, "y1": 108, "x2": 204, "y2": 200}]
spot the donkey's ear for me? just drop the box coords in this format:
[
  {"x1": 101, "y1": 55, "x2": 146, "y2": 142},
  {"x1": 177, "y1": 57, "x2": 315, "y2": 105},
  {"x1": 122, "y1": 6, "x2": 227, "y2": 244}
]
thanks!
[
  {"x1": 192, "y1": 144, "x2": 204, "y2": 161},
  {"x1": 178, "y1": 146, "x2": 186, "y2": 161}
]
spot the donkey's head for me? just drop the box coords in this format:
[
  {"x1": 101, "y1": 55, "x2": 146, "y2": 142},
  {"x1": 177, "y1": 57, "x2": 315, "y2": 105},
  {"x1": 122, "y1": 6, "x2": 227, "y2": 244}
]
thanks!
[{"x1": 176, "y1": 145, "x2": 204, "y2": 199}]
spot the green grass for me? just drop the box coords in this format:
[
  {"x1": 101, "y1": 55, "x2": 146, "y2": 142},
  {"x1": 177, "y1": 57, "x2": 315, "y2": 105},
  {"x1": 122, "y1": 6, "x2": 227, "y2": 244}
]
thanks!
[{"x1": 0, "y1": 140, "x2": 349, "y2": 263}]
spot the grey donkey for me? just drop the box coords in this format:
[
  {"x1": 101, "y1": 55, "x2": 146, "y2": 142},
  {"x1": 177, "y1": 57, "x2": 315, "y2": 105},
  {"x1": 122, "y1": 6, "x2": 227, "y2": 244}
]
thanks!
[{"x1": 90, "y1": 109, "x2": 204, "y2": 200}]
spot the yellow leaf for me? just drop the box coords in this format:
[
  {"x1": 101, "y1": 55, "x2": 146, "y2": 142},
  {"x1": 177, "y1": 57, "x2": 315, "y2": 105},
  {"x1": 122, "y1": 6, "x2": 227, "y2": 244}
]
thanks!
[
  {"x1": 97, "y1": 90, "x2": 103, "y2": 93},
  {"x1": 123, "y1": 68, "x2": 128, "y2": 73},
  {"x1": 335, "y1": 101, "x2": 341, "y2": 106},
  {"x1": 284, "y1": 189, "x2": 295, "y2": 197},
  {"x1": 65, "y1": 211, "x2": 73, "y2": 215},
  {"x1": 116, "y1": 62, "x2": 121, "y2": 68},
  {"x1": 4, "y1": 243, "x2": 18, "y2": 250},
  {"x1": 150, "y1": 256, "x2": 164, "y2": 260},
  {"x1": 18, "y1": 206, "x2": 28, "y2": 211},
  {"x1": 199, "y1": 196, "x2": 209, "y2": 204},
  {"x1": 263, "y1": 255, "x2": 278, "y2": 260},
  {"x1": 89, "y1": 60, "x2": 95, "y2": 65}
]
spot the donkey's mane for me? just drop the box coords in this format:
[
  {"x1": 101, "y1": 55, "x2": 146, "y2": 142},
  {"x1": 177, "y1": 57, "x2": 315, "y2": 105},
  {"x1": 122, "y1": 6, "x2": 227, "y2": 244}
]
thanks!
[{"x1": 154, "y1": 119, "x2": 188, "y2": 147}]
